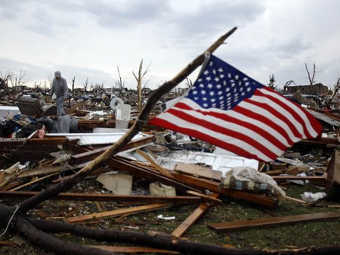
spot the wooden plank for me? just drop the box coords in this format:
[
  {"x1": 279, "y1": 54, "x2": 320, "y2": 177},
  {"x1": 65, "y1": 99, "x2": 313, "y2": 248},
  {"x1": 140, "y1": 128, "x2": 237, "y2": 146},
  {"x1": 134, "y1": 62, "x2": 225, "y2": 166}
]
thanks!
[
  {"x1": 112, "y1": 159, "x2": 277, "y2": 208},
  {"x1": 9, "y1": 173, "x2": 58, "y2": 191},
  {"x1": 299, "y1": 137, "x2": 339, "y2": 145},
  {"x1": 273, "y1": 175, "x2": 326, "y2": 181},
  {"x1": 0, "y1": 191, "x2": 201, "y2": 203},
  {"x1": 108, "y1": 157, "x2": 201, "y2": 192},
  {"x1": 90, "y1": 245, "x2": 179, "y2": 254},
  {"x1": 171, "y1": 172, "x2": 277, "y2": 208},
  {"x1": 0, "y1": 241, "x2": 18, "y2": 247},
  {"x1": 67, "y1": 203, "x2": 170, "y2": 223},
  {"x1": 175, "y1": 163, "x2": 222, "y2": 181},
  {"x1": 18, "y1": 165, "x2": 67, "y2": 178},
  {"x1": 136, "y1": 149, "x2": 173, "y2": 178},
  {"x1": 208, "y1": 212, "x2": 340, "y2": 232},
  {"x1": 172, "y1": 193, "x2": 219, "y2": 238},
  {"x1": 186, "y1": 190, "x2": 222, "y2": 204}
]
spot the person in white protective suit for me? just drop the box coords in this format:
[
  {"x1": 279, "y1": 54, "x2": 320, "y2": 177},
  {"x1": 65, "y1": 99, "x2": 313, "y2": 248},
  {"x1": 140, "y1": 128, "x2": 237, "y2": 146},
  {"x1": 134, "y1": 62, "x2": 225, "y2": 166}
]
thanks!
[{"x1": 51, "y1": 71, "x2": 68, "y2": 116}]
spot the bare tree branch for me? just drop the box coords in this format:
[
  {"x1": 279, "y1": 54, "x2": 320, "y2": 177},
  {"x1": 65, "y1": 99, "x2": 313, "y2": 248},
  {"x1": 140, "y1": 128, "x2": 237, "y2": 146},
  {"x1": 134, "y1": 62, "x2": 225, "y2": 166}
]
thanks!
[{"x1": 305, "y1": 63, "x2": 316, "y2": 85}]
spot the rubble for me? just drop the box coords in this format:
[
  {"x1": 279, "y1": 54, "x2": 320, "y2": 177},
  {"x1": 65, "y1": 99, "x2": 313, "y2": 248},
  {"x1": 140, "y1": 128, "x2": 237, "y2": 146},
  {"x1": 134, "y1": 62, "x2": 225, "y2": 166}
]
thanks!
[{"x1": 1, "y1": 27, "x2": 340, "y2": 255}]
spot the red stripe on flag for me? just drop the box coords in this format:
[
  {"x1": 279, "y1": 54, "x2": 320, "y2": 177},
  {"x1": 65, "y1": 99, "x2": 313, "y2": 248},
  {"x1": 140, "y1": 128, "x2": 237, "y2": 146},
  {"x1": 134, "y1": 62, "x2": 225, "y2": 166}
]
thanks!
[
  {"x1": 149, "y1": 117, "x2": 264, "y2": 161},
  {"x1": 256, "y1": 88, "x2": 314, "y2": 138},
  {"x1": 261, "y1": 87, "x2": 322, "y2": 137},
  {"x1": 244, "y1": 97, "x2": 302, "y2": 139},
  {"x1": 174, "y1": 102, "x2": 287, "y2": 151},
  {"x1": 166, "y1": 108, "x2": 279, "y2": 160},
  {"x1": 233, "y1": 105, "x2": 295, "y2": 146}
]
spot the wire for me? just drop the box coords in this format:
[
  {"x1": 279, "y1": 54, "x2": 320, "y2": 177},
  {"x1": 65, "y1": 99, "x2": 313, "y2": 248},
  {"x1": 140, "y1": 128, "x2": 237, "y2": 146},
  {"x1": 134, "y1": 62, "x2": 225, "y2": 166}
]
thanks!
[{"x1": 0, "y1": 205, "x2": 20, "y2": 237}]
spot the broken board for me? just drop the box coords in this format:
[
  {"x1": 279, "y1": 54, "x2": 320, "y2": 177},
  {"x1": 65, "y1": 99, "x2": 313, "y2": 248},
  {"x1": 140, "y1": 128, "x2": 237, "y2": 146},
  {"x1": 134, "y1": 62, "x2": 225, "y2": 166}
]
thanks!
[
  {"x1": 208, "y1": 212, "x2": 340, "y2": 232},
  {"x1": 174, "y1": 163, "x2": 222, "y2": 181},
  {"x1": 172, "y1": 193, "x2": 219, "y2": 238},
  {"x1": 67, "y1": 203, "x2": 170, "y2": 223}
]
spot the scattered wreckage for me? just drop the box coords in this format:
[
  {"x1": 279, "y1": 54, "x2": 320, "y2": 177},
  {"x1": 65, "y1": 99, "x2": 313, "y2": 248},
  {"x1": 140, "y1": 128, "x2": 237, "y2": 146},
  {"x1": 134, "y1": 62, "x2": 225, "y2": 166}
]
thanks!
[{"x1": 0, "y1": 27, "x2": 340, "y2": 255}]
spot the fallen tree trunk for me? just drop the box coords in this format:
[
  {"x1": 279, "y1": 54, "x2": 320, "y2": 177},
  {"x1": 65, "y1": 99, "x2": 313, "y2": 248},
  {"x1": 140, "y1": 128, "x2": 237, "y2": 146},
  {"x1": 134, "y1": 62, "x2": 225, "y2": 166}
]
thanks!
[
  {"x1": 29, "y1": 218, "x2": 340, "y2": 255},
  {"x1": 17, "y1": 217, "x2": 119, "y2": 255},
  {"x1": 29, "y1": 218, "x2": 261, "y2": 255}
]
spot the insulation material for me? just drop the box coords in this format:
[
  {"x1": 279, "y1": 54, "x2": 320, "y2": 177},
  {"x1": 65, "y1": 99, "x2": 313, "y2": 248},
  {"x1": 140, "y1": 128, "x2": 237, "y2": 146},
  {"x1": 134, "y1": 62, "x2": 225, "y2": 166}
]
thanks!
[
  {"x1": 96, "y1": 172, "x2": 132, "y2": 195},
  {"x1": 223, "y1": 167, "x2": 286, "y2": 197}
]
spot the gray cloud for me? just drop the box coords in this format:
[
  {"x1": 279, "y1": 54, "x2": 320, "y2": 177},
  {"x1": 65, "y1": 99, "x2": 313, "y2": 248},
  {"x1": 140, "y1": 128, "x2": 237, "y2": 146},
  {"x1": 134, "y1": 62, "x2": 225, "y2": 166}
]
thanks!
[
  {"x1": 82, "y1": 0, "x2": 170, "y2": 27},
  {"x1": 272, "y1": 39, "x2": 311, "y2": 58},
  {"x1": 170, "y1": 1, "x2": 265, "y2": 38},
  {"x1": 1, "y1": 0, "x2": 340, "y2": 90}
]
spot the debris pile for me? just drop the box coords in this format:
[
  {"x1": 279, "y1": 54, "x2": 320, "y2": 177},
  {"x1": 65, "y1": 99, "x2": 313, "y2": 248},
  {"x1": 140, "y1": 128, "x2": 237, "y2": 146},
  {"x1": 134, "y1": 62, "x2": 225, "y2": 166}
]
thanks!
[{"x1": 1, "y1": 27, "x2": 340, "y2": 254}]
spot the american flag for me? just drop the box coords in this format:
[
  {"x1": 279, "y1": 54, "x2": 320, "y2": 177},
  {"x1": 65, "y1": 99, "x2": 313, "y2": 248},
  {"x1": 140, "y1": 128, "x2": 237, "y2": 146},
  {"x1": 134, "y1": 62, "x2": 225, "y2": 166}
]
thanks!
[{"x1": 150, "y1": 55, "x2": 322, "y2": 162}]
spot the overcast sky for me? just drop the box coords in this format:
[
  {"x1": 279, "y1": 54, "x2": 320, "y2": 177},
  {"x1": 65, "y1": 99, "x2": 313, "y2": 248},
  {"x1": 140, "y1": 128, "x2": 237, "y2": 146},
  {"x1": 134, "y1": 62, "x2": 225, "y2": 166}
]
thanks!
[{"x1": 0, "y1": 0, "x2": 339, "y2": 89}]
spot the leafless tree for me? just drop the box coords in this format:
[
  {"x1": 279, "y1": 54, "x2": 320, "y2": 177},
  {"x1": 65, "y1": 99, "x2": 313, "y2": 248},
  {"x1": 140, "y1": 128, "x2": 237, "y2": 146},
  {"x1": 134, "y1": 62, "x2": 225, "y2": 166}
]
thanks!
[
  {"x1": 327, "y1": 77, "x2": 340, "y2": 107},
  {"x1": 8, "y1": 70, "x2": 26, "y2": 87},
  {"x1": 0, "y1": 71, "x2": 11, "y2": 89},
  {"x1": 114, "y1": 66, "x2": 125, "y2": 91},
  {"x1": 83, "y1": 78, "x2": 89, "y2": 92},
  {"x1": 132, "y1": 59, "x2": 149, "y2": 112},
  {"x1": 304, "y1": 63, "x2": 316, "y2": 85},
  {"x1": 268, "y1": 74, "x2": 275, "y2": 89},
  {"x1": 71, "y1": 76, "x2": 75, "y2": 97}
]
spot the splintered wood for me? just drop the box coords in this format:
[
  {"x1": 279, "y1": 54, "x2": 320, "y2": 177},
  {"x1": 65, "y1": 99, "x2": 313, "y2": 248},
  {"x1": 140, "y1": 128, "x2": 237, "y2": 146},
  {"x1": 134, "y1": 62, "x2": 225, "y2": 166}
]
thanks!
[
  {"x1": 172, "y1": 193, "x2": 219, "y2": 238},
  {"x1": 136, "y1": 149, "x2": 173, "y2": 178},
  {"x1": 67, "y1": 203, "x2": 170, "y2": 223},
  {"x1": 174, "y1": 163, "x2": 222, "y2": 181},
  {"x1": 208, "y1": 212, "x2": 340, "y2": 232}
]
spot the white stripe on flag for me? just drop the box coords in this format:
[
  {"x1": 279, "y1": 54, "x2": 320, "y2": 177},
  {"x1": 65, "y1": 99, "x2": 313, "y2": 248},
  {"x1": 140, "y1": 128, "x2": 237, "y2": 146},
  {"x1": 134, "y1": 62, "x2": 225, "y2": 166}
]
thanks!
[
  {"x1": 179, "y1": 98, "x2": 291, "y2": 147},
  {"x1": 239, "y1": 101, "x2": 301, "y2": 143},
  {"x1": 250, "y1": 95, "x2": 307, "y2": 139},
  {"x1": 157, "y1": 111, "x2": 273, "y2": 161},
  {"x1": 172, "y1": 105, "x2": 285, "y2": 156},
  {"x1": 259, "y1": 88, "x2": 318, "y2": 137}
]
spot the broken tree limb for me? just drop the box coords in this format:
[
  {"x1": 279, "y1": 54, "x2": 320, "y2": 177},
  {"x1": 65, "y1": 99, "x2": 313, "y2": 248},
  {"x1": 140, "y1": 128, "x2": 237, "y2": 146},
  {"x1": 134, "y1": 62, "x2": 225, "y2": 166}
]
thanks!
[
  {"x1": 30, "y1": 217, "x2": 262, "y2": 255},
  {"x1": 17, "y1": 27, "x2": 237, "y2": 215},
  {"x1": 30, "y1": 217, "x2": 340, "y2": 255},
  {"x1": 16, "y1": 216, "x2": 117, "y2": 255}
]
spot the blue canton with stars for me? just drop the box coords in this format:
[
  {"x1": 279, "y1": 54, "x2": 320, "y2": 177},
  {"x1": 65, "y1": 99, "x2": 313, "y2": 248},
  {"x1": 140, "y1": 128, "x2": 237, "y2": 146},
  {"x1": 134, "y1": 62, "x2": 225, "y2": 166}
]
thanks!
[{"x1": 186, "y1": 55, "x2": 263, "y2": 110}]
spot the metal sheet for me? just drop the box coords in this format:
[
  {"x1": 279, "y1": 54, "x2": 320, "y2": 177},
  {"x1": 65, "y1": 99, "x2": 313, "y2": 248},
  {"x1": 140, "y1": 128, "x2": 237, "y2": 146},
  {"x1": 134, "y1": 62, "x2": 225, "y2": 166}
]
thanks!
[
  {"x1": 156, "y1": 149, "x2": 259, "y2": 177},
  {"x1": 46, "y1": 132, "x2": 151, "y2": 146}
]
